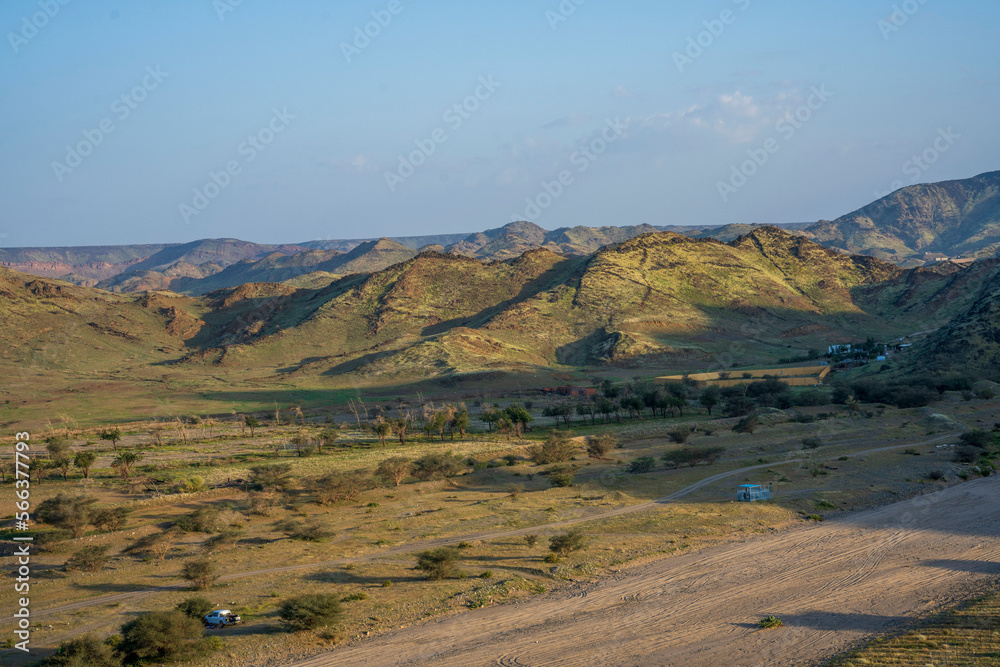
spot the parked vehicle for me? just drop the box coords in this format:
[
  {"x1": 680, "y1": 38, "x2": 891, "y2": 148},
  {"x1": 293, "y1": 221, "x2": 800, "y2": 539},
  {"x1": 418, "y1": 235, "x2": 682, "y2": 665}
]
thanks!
[{"x1": 204, "y1": 609, "x2": 241, "y2": 629}]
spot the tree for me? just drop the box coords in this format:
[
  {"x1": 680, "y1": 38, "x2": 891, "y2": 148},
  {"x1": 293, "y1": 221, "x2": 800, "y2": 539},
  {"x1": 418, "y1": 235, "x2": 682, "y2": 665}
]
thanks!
[
  {"x1": 393, "y1": 417, "x2": 412, "y2": 445},
  {"x1": 495, "y1": 416, "x2": 514, "y2": 441},
  {"x1": 248, "y1": 463, "x2": 294, "y2": 491},
  {"x1": 97, "y1": 428, "x2": 122, "y2": 452},
  {"x1": 38, "y1": 635, "x2": 121, "y2": 667},
  {"x1": 175, "y1": 597, "x2": 214, "y2": 621},
  {"x1": 372, "y1": 419, "x2": 392, "y2": 447},
  {"x1": 733, "y1": 415, "x2": 759, "y2": 435},
  {"x1": 547, "y1": 466, "x2": 577, "y2": 487},
  {"x1": 450, "y1": 409, "x2": 470, "y2": 439},
  {"x1": 73, "y1": 451, "x2": 97, "y2": 479},
  {"x1": 244, "y1": 415, "x2": 260, "y2": 437},
  {"x1": 279, "y1": 594, "x2": 343, "y2": 632},
  {"x1": 65, "y1": 546, "x2": 111, "y2": 572},
  {"x1": 549, "y1": 530, "x2": 587, "y2": 556},
  {"x1": 375, "y1": 456, "x2": 411, "y2": 487},
  {"x1": 118, "y1": 611, "x2": 212, "y2": 665},
  {"x1": 586, "y1": 433, "x2": 617, "y2": 459},
  {"x1": 124, "y1": 529, "x2": 175, "y2": 562},
  {"x1": 180, "y1": 557, "x2": 218, "y2": 590},
  {"x1": 92, "y1": 506, "x2": 131, "y2": 533},
  {"x1": 35, "y1": 493, "x2": 96, "y2": 537},
  {"x1": 959, "y1": 430, "x2": 994, "y2": 450},
  {"x1": 415, "y1": 547, "x2": 461, "y2": 580},
  {"x1": 628, "y1": 457, "x2": 656, "y2": 474},
  {"x1": 310, "y1": 470, "x2": 373, "y2": 505},
  {"x1": 290, "y1": 431, "x2": 314, "y2": 457},
  {"x1": 700, "y1": 386, "x2": 721, "y2": 415},
  {"x1": 274, "y1": 518, "x2": 335, "y2": 542},
  {"x1": 318, "y1": 427, "x2": 340, "y2": 452},
  {"x1": 46, "y1": 435, "x2": 71, "y2": 459},
  {"x1": 480, "y1": 406, "x2": 498, "y2": 432},
  {"x1": 529, "y1": 430, "x2": 577, "y2": 464},
  {"x1": 412, "y1": 452, "x2": 465, "y2": 480},
  {"x1": 503, "y1": 404, "x2": 533, "y2": 436},
  {"x1": 577, "y1": 402, "x2": 597, "y2": 426},
  {"x1": 111, "y1": 450, "x2": 143, "y2": 481}
]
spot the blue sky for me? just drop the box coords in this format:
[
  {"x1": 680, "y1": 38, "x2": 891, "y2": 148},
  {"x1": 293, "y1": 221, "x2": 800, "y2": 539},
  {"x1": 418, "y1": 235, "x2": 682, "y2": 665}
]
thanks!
[{"x1": 2, "y1": 0, "x2": 998, "y2": 247}]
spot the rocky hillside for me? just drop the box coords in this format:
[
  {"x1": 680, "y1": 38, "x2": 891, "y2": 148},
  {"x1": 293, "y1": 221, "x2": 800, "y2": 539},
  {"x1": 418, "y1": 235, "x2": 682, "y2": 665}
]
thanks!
[
  {"x1": 445, "y1": 221, "x2": 663, "y2": 259},
  {"x1": 806, "y1": 170, "x2": 1000, "y2": 262}
]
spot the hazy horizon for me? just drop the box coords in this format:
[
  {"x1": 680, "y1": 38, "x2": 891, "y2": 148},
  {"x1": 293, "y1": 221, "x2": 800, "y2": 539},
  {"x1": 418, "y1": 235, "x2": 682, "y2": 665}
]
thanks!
[{"x1": 3, "y1": 1, "x2": 998, "y2": 248}]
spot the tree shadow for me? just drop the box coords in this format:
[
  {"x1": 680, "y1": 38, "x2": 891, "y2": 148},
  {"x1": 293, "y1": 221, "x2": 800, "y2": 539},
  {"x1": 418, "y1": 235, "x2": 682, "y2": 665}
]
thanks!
[
  {"x1": 303, "y1": 570, "x2": 426, "y2": 586},
  {"x1": 72, "y1": 581, "x2": 178, "y2": 593},
  {"x1": 734, "y1": 611, "x2": 909, "y2": 632},
  {"x1": 920, "y1": 559, "x2": 1000, "y2": 574}
]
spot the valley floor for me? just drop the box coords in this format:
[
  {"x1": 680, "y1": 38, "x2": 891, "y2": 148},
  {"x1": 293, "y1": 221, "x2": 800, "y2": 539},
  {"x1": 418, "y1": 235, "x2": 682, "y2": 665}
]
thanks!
[{"x1": 288, "y1": 476, "x2": 1000, "y2": 667}]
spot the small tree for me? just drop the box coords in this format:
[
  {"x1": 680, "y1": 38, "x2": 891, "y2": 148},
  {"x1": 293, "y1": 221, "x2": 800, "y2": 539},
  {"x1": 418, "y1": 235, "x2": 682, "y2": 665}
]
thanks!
[
  {"x1": 415, "y1": 547, "x2": 461, "y2": 580},
  {"x1": 38, "y1": 635, "x2": 121, "y2": 667},
  {"x1": 628, "y1": 457, "x2": 656, "y2": 474},
  {"x1": 92, "y1": 506, "x2": 131, "y2": 532},
  {"x1": 244, "y1": 416, "x2": 260, "y2": 437},
  {"x1": 699, "y1": 386, "x2": 721, "y2": 415},
  {"x1": 124, "y1": 530, "x2": 175, "y2": 562},
  {"x1": 97, "y1": 428, "x2": 122, "y2": 452},
  {"x1": 175, "y1": 597, "x2": 215, "y2": 621},
  {"x1": 318, "y1": 427, "x2": 340, "y2": 452},
  {"x1": 112, "y1": 450, "x2": 143, "y2": 480},
  {"x1": 279, "y1": 594, "x2": 343, "y2": 632},
  {"x1": 412, "y1": 452, "x2": 465, "y2": 480},
  {"x1": 73, "y1": 451, "x2": 97, "y2": 479},
  {"x1": 668, "y1": 428, "x2": 693, "y2": 444},
  {"x1": 529, "y1": 430, "x2": 577, "y2": 464},
  {"x1": 549, "y1": 530, "x2": 587, "y2": 557},
  {"x1": 375, "y1": 456, "x2": 412, "y2": 487},
  {"x1": 372, "y1": 419, "x2": 392, "y2": 447},
  {"x1": 733, "y1": 415, "x2": 759, "y2": 435},
  {"x1": 117, "y1": 611, "x2": 212, "y2": 665},
  {"x1": 451, "y1": 409, "x2": 471, "y2": 439},
  {"x1": 180, "y1": 557, "x2": 218, "y2": 590},
  {"x1": 495, "y1": 416, "x2": 514, "y2": 441},
  {"x1": 248, "y1": 463, "x2": 294, "y2": 491},
  {"x1": 65, "y1": 546, "x2": 111, "y2": 572},
  {"x1": 274, "y1": 518, "x2": 335, "y2": 542},
  {"x1": 586, "y1": 433, "x2": 617, "y2": 460},
  {"x1": 35, "y1": 493, "x2": 97, "y2": 538},
  {"x1": 547, "y1": 466, "x2": 577, "y2": 487},
  {"x1": 393, "y1": 417, "x2": 412, "y2": 445},
  {"x1": 310, "y1": 470, "x2": 373, "y2": 505}
]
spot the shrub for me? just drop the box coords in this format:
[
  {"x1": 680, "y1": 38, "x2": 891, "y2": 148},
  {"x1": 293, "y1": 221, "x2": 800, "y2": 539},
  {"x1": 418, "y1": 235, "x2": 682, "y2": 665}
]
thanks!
[
  {"x1": 248, "y1": 463, "x2": 295, "y2": 491},
  {"x1": 668, "y1": 428, "x2": 693, "y2": 444},
  {"x1": 801, "y1": 437, "x2": 822, "y2": 450},
  {"x1": 375, "y1": 456, "x2": 412, "y2": 487},
  {"x1": 310, "y1": 470, "x2": 374, "y2": 505},
  {"x1": 341, "y1": 592, "x2": 368, "y2": 602},
  {"x1": 523, "y1": 534, "x2": 539, "y2": 547},
  {"x1": 279, "y1": 594, "x2": 343, "y2": 632},
  {"x1": 35, "y1": 493, "x2": 97, "y2": 538},
  {"x1": 977, "y1": 388, "x2": 995, "y2": 400},
  {"x1": 65, "y1": 546, "x2": 111, "y2": 572},
  {"x1": 732, "y1": 415, "x2": 759, "y2": 435},
  {"x1": 180, "y1": 558, "x2": 218, "y2": 590},
  {"x1": 547, "y1": 466, "x2": 577, "y2": 487},
  {"x1": 549, "y1": 530, "x2": 587, "y2": 556},
  {"x1": 412, "y1": 452, "x2": 465, "y2": 480},
  {"x1": 118, "y1": 611, "x2": 213, "y2": 664},
  {"x1": 661, "y1": 447, "x2": 725, "y2": 468},
  {"x1": 274, "y1": 518, "x2": 335, "y2": 542},
  {"x1": 586, "y1": 433, "x2": 617, "y2": 459},
  {"x1": 38, "y1": 635, "x2": 121, "y2": 667},
  {"x1": 954, "y1": 446, "x2": 984, "y2": 464},
  {"x1": 415, "y1": 547, "x2": 462, "y2": 580},
  {"x1": 628, "y1": 457, "x2": 656, "y2": 474},
  {"x1": 959, "y1": 430, "x2": 994, "y2": 449},
  {"x1": 175, "y1": 597, "x2": 214, "y2": 621},
  {"x1": 529, "y1": 431, "x2": 577, "y2": 464},
  {"x1": 758, "y1": 615, "x2": 783, "y2": 629},
  {"x1": 927, "y1": 470, "x2": 945, "y2": 481},
  {"x1": 91, "y1": 507, "x2": 131, "y2": 533}
]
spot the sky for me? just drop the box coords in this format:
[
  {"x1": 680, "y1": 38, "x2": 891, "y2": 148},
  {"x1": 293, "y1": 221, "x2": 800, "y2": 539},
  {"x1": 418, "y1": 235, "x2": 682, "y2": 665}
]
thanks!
[{"x1": 1, "y1": 0, "x2": 999, "y2": 248}]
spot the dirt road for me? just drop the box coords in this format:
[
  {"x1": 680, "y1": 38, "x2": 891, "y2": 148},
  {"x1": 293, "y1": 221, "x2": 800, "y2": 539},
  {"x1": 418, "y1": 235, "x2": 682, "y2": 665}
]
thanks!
[{"x1": 290, "y1": 474, "x2": 1000, "y2": 667}]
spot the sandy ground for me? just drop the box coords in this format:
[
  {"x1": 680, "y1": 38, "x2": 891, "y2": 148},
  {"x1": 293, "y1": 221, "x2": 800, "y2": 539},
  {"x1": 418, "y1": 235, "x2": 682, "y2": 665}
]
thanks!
[{"x1": 289, "y1": 475, "x2": 1000, "y2": 667}]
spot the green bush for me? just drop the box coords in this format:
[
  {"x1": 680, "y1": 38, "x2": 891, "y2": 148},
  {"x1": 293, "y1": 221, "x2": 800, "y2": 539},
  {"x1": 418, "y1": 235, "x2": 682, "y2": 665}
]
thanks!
[
  {"x1": 547, "y1": 466, "x2": 577, "y2": 487},
  {"x1": 175, "y1": 597, "x2": 214, "y2": 621},
  {"x1": 279, "y1": 594, "x2": 343, "y2": 632},
  {"x1": 415, "y1": 547, "x2": 462, "y2": 580},
  {"x1": 274, "y1": 518, "x2": 335, "y2": 542},
  {"x1": 180, "y1": 558, "x2": 218, "y2": 590},
  {"x1": 801, "y1": 437, "x2": 822, "y2": 449},
  {"x1": 118, "y1": 611, "x2": 215, "y2": 664},
  {"x1": 661, "y1": 447, "x2": 725, "y2": 468},
  {"x1": 341, "y1": 592, "x2": 368, "y2": 602},
  {"x1": 38, "y1": 635, "x2": 121, "y2": 667},
  {"x1": 758, "y1": 615, "x2": 783, "y2": 629},
  {"x1": 65, "y1": 546, "x2": 111, "y2": 573},
  {"x1": 628, "y1": 457, "x2": 656, "y2": 474},
  {"x1": 549, "y1": 530, "x2": 587, "y2": 556},
  {"x1": 412, "y1": 452, "x2": 465, "y2": 480}
]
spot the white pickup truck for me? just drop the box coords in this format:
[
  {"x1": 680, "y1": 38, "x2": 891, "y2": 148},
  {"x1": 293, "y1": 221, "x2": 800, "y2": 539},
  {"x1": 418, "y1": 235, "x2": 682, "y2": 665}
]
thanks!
[{"x1": 204, "y1": 610, "x2": 242, "y2": 629}]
